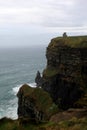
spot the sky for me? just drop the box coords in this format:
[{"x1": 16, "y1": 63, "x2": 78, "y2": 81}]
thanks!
[{"x1": 0, "y1": 0, "x2": 87, "y2": 48}]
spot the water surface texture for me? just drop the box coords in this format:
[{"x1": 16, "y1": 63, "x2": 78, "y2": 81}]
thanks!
[{"x1": 0, "y1": 46, "x2": 46, "y2": 119}]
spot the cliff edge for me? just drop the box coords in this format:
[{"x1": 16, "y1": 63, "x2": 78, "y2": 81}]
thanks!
[{"x1": 42, "y1": 35, "x2": 87, "y2": 109}]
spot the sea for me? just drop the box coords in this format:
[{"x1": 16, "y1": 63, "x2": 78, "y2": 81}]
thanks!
[{"x1": 0, "y1": 45, "x2": 46, "y2": 119}]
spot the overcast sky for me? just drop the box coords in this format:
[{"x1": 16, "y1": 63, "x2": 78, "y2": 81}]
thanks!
[{"x1": 0, "y1": 0, "x2": 87, "y2": 47}]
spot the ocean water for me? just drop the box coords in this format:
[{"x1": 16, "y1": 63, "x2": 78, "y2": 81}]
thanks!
[{"x1": 0, "y1": 46, "x2": 46, "y2": 119}]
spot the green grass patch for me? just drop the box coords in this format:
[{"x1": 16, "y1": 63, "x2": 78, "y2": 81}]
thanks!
[
  {"x1": 0, "y1": 117, "x2": 87, "y2": 130},
  {"x1": 49, "y1": 35, "x2": 87, "y2": 48},
  {"x1": 43, "y1": 67, "x2": 59, "y2": 78}
]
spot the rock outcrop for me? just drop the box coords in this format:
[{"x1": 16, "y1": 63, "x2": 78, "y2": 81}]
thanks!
[
  {"x1": 35, "y1": 71, "x2": 43, "y2": 87},
  {"x1": 17, "y1": 84, "x2": 57, "y2": 122},
  {"x1": 41, "y1": 35, "x2": 87, "y2": 109}
]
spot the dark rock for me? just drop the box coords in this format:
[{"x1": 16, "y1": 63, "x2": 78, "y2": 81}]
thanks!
[
  {"x1": 63, "y1": 32, "x2": 67, "y2": 38},
  {"x1": 35, "y1": 71, "x2": 43, "y2": 87},
  {"x1": 42, "y1": 36, "x2": 87, "y2": 110},
  {"x1": 17, "y1": 84, "x2": 57, "y2": 122}
]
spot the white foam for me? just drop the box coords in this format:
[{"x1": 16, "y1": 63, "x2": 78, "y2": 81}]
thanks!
[
  {"x1": 0, "y1": 98, "x2": 18, "y2": 119},
  {"x1": 28, "y1": 83, "x2": 37, "y2": 88},
  {"x1": 3, "y1": 82, "x2": 37, "y2": 119},
  {"x1": 6, "y1": 98, "x2": 18, "y2": 119},
  {"x1": 12, "y1": 83, "x2": 37, "y2": 95},
  {"x1": 12, "y1": 84, "x2": 22, "y2": 95}
]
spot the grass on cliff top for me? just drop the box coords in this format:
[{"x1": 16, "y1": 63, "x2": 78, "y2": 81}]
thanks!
[
  {"x1": 17, "y1": 84, "x2": 34, "y2": 97},
  {"x1": 49, "y1": 35, "x2": 87, "y2": 48},
  {"x1": 1, "y1": 117, "x2": 87, "y2": 130}
]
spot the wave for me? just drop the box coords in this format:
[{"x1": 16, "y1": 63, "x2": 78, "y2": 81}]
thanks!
[
  {"x1": 28, "y1": 83, "x2": 37, "y2": 88},
  {"x1": 0, "y1": 83, "x2": 37, "y2": 119},
  {"x1": 12, "y1": 82, "x2": 37, "y2": 95},
  {"x1": 12, "y1": 84, "x2": 23, "y2": 95},
  {"x1": 0, "y1": 98, "x2": 18, "y2": 119}
]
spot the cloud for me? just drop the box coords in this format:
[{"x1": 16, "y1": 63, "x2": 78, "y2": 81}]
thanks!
[
  {"x1": 0, "y1": 7, "x2": 43, "y2": 25},
  {"x1": 0, "y1": 0, "x2": 87, "y2": 33}
]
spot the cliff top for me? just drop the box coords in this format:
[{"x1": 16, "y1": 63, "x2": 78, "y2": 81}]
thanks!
[{"x1": 49, "y1": 35, "x2": 87, "y2": 48}]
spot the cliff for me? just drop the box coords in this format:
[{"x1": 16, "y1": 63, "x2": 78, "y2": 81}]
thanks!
[
  {"x1": 17, "y1": 84, "x2": 57, "y2": 122},
  {"x1": 17, "y1": 34, "x2": 87, "y2": 128},
  {"x1": 42, "y1": 35, "x2": 87, "y2": 109}
]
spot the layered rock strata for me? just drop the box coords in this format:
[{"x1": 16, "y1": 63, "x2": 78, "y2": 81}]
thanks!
[
  {"x1": 17, "y1": 84, "x2": 57, "y2": 121},
  {"x1": 42, "y1": 36, "x2": 87, "y2": 109}
]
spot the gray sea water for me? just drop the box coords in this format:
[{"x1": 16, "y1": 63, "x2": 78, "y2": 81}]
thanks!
[{"x1": 0, "y1": 46, "x2": 46, "y2": 119}]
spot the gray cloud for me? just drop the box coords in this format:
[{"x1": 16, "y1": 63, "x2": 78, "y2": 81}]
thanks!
[
  {"x1": 0, "y1": 0, "x2": 87, "y2": 33},
  {"x1": 0, "y1": 0, "x2": 87, "y2": 48}
]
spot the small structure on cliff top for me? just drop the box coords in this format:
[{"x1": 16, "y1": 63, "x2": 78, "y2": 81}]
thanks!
[{"x1": 63, "y1": 32, "x2": 67, "y2": 38}]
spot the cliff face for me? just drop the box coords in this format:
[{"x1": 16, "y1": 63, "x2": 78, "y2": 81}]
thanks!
[
  {"x1": 17, "y1": 35, "x2": 87, "y2": 122},
  {"x1": 42, "y1": 36, "x2": 87, "y2": 109},
  {"x1": 17, "y1": 84, "x2": 57, "y2": 121}
]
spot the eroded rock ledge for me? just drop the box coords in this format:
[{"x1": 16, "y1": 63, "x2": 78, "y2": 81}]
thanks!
[{"x1": 17, "y1": 84, "x2": 57, "y2": 122}]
